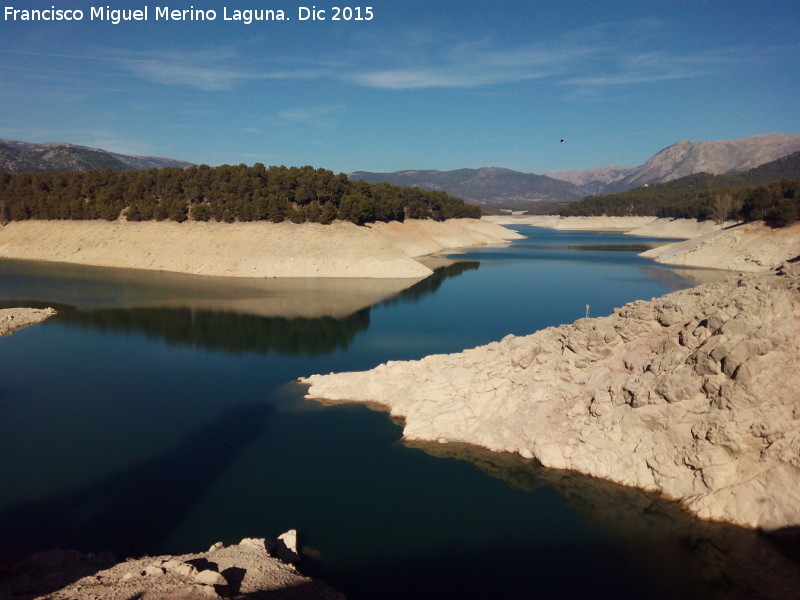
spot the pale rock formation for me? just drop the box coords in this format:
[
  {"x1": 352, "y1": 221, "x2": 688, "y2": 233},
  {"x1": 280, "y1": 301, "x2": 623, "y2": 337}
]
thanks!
[
  {"x1": 273, "y1": 529, "x2": 301, "y2": 564},
  {"x1": 642, "y1": 221, "x2": 800, "y2": 271},
  {"x1": 625, "y1": 217, "x2": 735, "y2": 239},
  {"x1": 303, "y1": 265, "x2": 800, "y2": 530},
  {"x1": 0, "y1": 533, "x2": 343, "y2": 600},
  {"x1": 0, "y1": 307, "x2": 56, "y2": 337}
]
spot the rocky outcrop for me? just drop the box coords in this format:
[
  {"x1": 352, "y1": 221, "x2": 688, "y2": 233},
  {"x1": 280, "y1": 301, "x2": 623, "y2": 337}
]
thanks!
[
  {"x1": 303, "y1": 265, "x2": 800, "y2": 530},
  {"x1": 0, "y1": 534, "x2": 343, "y2": 600},
  {"x1": 642, "y1": 221, "x2": 800, "y2": 271},
  {"x1": 0, "y1": 218, "x2": 520, "y2": 280},
  {"x1": 0, "y1": 308, "x2": 56, "y2": 337}
]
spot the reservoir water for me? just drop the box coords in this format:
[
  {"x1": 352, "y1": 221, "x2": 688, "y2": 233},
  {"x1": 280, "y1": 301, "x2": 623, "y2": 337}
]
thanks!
[{"x1": 0, "y1": 226, "x2": 797, "y2": 599}]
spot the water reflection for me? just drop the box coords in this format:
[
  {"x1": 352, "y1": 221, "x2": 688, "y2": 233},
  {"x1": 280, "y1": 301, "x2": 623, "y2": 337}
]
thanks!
[
  {"x1": 60, "y1": 306, "x2": 373, "y2": 356},
  {"x1": 0, "y1": 258, "x2": 423, "y2": 319},
  {"x1": 0, "y1": 262, "x2": 479, "y2": 357},
  {"x1": 409, "y1": 441, "x2": 800, "y2": 600}
]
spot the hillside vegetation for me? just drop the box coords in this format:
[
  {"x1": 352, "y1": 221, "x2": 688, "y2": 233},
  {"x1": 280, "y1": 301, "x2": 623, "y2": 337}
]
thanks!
[
  {"x1": 0, "y1": 164, "x2": 481, "y2": 226},
  {"x1": 560, "y1": 151, "x2": 800, "y2": 226}
]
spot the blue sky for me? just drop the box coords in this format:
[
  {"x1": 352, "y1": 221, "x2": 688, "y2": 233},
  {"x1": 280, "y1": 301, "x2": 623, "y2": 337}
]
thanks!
[{"x1": 1, "y1": 0, "x2": 798, "y2": 173}]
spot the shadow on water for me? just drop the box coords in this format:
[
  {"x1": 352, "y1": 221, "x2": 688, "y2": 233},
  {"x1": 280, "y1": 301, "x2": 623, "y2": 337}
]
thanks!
[
  {"x1": 0, "y1": 403, "x2": 273, "y2": 559},
  {"x1": 342, "y1": 441, "x2": 799, "y2": 600}
]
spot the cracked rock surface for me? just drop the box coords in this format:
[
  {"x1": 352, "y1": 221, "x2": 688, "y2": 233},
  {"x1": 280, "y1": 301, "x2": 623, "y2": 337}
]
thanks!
[{"x1": 303, "y1": 265, "x2": 800, "y2": 530}]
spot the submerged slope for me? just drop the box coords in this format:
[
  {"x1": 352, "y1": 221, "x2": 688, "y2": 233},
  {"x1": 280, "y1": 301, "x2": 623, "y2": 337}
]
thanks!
[{"x1": 303, "y1": 265, "x2": 800, "y2": 530}]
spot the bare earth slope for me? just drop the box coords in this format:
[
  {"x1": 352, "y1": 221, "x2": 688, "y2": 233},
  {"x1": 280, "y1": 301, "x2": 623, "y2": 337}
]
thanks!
[
  {"x1": 303, "y1": 265, "x2": 800, "y2": 530},
  {"x1": 642, "y1": 221, "x2": 800, "y2": 271},
  {"x1": 0, "y1": 219, "x2": 520, "y2": 279}
]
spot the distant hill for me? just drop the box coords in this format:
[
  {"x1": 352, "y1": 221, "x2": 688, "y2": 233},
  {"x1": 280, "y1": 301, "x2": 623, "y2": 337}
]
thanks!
[
  {"x1": 559, "y1": 150, "x2": 800, "y2": 221},
  {"x1": 353, "y1": 134, "x2": 800, "y2": 206},
  {"x1": 547, "y1": 133, "x2": 800, "y2": 195},
  {"x1": 349, "y1": 167, "x2": 586, "y2": 205},
  {"x1": 0, "y1": 139, "x2": 193, "y2": 173}
]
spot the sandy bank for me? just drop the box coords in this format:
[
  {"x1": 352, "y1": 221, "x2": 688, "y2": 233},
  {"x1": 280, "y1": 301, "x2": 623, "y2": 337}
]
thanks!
[
  {"x1": 642, "y1": 221, "x2": 800, "y2": 272},
  {"x1": 485, "y1": 215, "x2": 656, "y2": 231},
  {"x1": 0, "y1": 307, "x2": 56, "y2": 336},
  {"x1": 303, "y1": 265, "x2": 800, "y2": 530},
  {"x1": 486, "y1": 214, "x2": 733, "y2": 239},
  {"x1": 625, "y1": 217, "x2": 733, "y2": 239},
  {"x1": 0, "y1": 218, "x2": 520, "y2": 280},
  {"x1": 0, "y1": 534, "x2": 342, "y2": 600}
]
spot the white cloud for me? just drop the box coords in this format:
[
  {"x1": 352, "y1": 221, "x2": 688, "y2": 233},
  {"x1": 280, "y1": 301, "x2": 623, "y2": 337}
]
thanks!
[
  {"x1": 278, "y1": 105, "x2": 346, "y2": 127},
  {"x1": 346, "y1": 20, "x2": 743, "y2": 91}
]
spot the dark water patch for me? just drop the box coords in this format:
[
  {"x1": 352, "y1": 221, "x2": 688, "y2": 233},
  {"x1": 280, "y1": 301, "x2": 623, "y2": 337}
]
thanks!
[
  {"x1": 389, "y1": 442, "x2": 800, "y2": 600},
  {"x1": 566, "y1": 243, "x2": 658, "y2": 252},
  {"x1": 0, "y1": 403, "x2": 273, "y2": 558}
]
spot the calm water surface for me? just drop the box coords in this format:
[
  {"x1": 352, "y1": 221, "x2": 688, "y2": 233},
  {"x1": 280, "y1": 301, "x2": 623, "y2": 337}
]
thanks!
[{"x1": 0, "y1": 226, "x2": 796, "y2": 599}]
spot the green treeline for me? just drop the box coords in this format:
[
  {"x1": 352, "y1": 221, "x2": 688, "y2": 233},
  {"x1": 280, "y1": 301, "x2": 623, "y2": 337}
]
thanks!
[
  {"x1": 0, "y1": 163, "x2": 481, "y2": 225},
  {"x1": 560, "y1": 176, "x2": 800, "y2": 226},
  {"x1": 559, "y1": 151, "x2": 800, "y2": 226}
]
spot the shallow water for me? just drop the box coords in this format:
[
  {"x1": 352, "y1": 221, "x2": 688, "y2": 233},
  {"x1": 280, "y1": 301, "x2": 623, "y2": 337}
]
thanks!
[{"x1": 0, "y1": 226, "x2": 795, "y2": 599}]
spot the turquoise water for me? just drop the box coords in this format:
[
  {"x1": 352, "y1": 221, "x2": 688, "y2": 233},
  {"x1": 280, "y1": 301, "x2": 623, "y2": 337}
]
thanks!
[{"x1": 0, "y1": 226, "x2": 796, "y2": 599}]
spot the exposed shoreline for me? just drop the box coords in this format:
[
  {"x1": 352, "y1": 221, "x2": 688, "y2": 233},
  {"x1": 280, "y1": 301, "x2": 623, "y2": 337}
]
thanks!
[
  {"x1": 0, "y1": 534, "x2": 343, "y2": 600},
  {"x1": 303, "y1": 264, "x2": 800, "y2": 530},
  {"x1": 642, "y1": 221, "x2": 800, "y2": 272},
  {"x1": 0, "y1": 307, "x2": 56, "y2": 337},
  {"x1": 0, "y1": 218, "x2": 521, "y2": 280},
  {"x1": 484, "y1": 214, "x2": 733, "y2": 239},
  {"x1": 485, "y1": 215, "x2": 800, "y2": 272}
]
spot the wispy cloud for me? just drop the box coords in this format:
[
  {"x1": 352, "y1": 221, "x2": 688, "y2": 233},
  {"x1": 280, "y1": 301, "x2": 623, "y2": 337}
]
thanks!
[
  {"x1": 347, "y1": 20, "x2": 743, "y2": 91},
  {"x1": 0, "y1": 47, "x2": 325, "y2": 92},
  {"x1": 0, "y1": 19, "x2": 767, "y2": 96},
  {"x1": 349, "y1": 38, "x2": 591, "y2": 90},
  {"x1": 278, "y1": 105, "x2": 346, "y2": 127}
]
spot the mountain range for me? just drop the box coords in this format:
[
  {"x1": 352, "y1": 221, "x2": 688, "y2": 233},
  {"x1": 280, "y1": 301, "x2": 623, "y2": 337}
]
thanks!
[
  {"x1": 352, "y1": 133, "x2": 800, "y2": 205},
  {"x1": 3, "y1": 133, "x2": 799, "y2": 207},
  {"x1": 0, "y1": 140, "x2": 193, "y2": 173}
]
